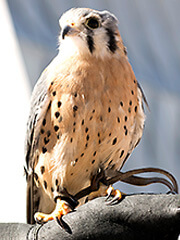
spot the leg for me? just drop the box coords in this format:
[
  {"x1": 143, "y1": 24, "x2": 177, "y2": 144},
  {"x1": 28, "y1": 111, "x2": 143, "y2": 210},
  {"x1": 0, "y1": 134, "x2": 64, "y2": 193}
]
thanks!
[
  {"x1": 34, "y1": 197, "x2": 71, "y2": 224},
  {"x1": 34, "y1": 187, "x2": 79, "y2": 232}
]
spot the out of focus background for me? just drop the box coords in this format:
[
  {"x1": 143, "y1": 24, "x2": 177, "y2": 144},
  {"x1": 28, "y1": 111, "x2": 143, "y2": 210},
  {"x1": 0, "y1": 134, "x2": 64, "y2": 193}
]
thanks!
[{"x1": 0, "y1": 0, "x2": 180, "y2": 223}]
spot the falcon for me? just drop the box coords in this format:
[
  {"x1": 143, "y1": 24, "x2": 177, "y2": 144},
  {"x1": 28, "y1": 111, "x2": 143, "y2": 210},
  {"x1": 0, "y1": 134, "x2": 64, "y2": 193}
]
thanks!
[{"x1": 25, "y1": 7, "x2": 146, "y2": 228}]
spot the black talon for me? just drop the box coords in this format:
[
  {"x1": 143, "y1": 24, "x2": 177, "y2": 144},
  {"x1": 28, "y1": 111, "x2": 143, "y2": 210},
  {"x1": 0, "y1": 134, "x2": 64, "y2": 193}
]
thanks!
[
  {"x1": 85, "y1": 196, "x2": 89, "y2": 203},
  {"x1": 56, "y1": 216, "x2": 72, "y2": 234}
]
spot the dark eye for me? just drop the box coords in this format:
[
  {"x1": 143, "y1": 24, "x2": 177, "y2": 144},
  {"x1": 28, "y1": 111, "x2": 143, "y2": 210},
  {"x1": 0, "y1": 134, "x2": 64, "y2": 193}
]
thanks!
[{"x1": 85, "y1": 18, "x2": 100, "y2": 29}]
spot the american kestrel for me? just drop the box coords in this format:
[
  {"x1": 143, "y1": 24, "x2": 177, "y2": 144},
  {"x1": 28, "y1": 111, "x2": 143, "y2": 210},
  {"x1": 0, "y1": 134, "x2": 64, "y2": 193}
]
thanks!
[{"x1": 25, "y1": 8, "x2": 146, "y2": 228}]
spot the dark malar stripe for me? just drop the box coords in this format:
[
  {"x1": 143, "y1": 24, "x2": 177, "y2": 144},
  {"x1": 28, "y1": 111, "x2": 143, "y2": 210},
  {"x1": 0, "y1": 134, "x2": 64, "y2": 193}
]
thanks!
[
  {"x1": 106, "y1": 28, "x2": 118, "y2": 53},
  {"x1": 86, "y1": 35, "x2": 95, "y2": 53}
]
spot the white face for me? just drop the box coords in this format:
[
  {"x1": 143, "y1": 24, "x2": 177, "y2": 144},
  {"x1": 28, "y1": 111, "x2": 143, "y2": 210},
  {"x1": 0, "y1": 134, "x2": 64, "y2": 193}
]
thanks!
[{"x1": 58, "y1": 8, "x2": 119, "y2": 59}]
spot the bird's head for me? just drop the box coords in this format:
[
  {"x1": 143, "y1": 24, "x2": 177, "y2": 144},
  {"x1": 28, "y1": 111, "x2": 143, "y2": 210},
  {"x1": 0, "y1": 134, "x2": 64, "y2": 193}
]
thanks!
[{"x1": 58, "y1": 8, "x2": 126, "y2": 59}]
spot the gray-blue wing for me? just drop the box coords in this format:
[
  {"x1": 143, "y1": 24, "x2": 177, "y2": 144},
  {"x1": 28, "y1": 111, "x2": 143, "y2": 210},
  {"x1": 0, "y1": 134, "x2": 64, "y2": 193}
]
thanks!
[{"x1": 25, "y1": 69, "x2": 51, "y2": 224}]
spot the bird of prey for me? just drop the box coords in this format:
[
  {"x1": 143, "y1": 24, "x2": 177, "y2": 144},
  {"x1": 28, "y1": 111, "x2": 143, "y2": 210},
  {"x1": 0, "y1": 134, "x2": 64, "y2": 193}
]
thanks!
[{"x1": 25, "y1": 7, "x2": 146, "y2": 227}]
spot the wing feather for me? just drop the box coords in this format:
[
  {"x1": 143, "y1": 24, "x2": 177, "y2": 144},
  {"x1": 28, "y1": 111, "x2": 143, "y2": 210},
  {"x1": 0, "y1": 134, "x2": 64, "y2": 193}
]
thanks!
[{"x1": 25, "y1": 68, "x2": 51, "y2": 223}]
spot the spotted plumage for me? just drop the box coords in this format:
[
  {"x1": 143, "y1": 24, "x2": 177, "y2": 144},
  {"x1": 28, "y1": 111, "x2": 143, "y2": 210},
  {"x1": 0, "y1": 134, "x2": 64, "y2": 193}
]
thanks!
[{"x1": 25, "y1": 8, "x2": 146, "y2": 224}]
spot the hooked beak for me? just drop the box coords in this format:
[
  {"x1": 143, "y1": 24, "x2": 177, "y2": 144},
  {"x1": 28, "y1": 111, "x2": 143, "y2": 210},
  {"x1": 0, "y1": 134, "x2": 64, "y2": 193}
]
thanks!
[{"x1": 62, "y1": 25, "x2": 78, "y2": 39}]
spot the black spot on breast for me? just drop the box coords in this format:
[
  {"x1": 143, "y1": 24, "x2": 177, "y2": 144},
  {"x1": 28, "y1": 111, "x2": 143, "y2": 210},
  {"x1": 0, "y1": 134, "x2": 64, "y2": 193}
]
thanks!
[
  {"x1": 129, "y1": 100, "x2": 132, "y2": 106},
  {"x1": 41, "y1": 129, "x2": 45, "y2": 134},
  {"x1": 124, "y1": 116, "x2": 127, "y2": 122},
  {"x1": 131, "y1": 90, "x2": 134, "y2": 95},
  {"x1": 54, "y1": 125, "x2": 59, "y2": 132},
  {"x1": 73, "y1": 122, "x2": 76, "y2": 126},
  {"x1": 70, "y1": 138, "x2": 73, "y2": 143},
  {"x1": 134, "y1": 106, "x2": 137, "y2": 112},
  {"x1": 128, "y1": 107, "x2": 131, "y2": 113},
  {"x1": 51, "y1": 187, "x2": 54, "y2": 192},
  {"x1": 92, "y1": 159, "x2": 95, "y2": 164},
  {"x1": 92, "y1": 109, "x2": 95, "y2": 113},
  {"x1": 40, "y1": 166, "x2": 45, "y2": 174},
  {"x1": 52, "y1": 91, "x2": 56, "y2": 96},
  {"x1": 134, "y1": 79, "x2": 136, "y2": 84},
  {"x1": 85, "y1": 127, "x2": 89, "y2": 133},
  {"x1": 108, "y1": 107, "x2": 111, "y2": 113},
  {"x1": 81, "y1": 153, "x2": 84, "y2": 157},
  {"x1": 106, "y1": 28, "x2": 118, "y2": 53},
  {"x1": 51, "y1": 81, "x2": 54, "y2": 85},
  {"x1": 89, "y1": 116, "x2": 93, "y2": 120},
  {"x1": 44, "y1": 137, "x2": 49, "y2": 145},
  {"x1": 117, "y1": 117, "x2": 120, "y2": 123},
  {"x1": 112, "y1": 137, "x2": 117, "y2": 145},
  {"x1": 73, "y1": 105, "x2": 78, "y2": 111},
  {"x1": 55, "y1": 112, "x2": 60, "y2": 118},
  {"x1": 47, "y1": 131, "x2": 51, "y2": 137},
  {"x1": 109, "y1": 133, "x2": 111, "y2": 137},
  {"x1": 57, "y1": 101, "x2": 62, "y2": 108},
  {"x1": 42, "y1": 119, "x2": 46, "y2": 126},
  {"x1": 99, "y1": 139, "x2": 101, "y2": 144},
  {"x1": 100, "y1": 116, "x2": 103, "y2": 121},
  {"x1": 124, "y1": 125, "x2": 128, "y2": 135},
  {"x1": 85, "y1": 143, "x2": 88, "y2": 148},
  {"x1": 55, "y1": 179, "x2": 58, "y2": 186},
  {"x1": 93, "y1": 151, "x2": 96, "y2": 156},
  {"x1": 120, "y1": 150, "x2": 124, "y2": 158},
  {"x1": 42, "y1": 147, "x2": 47, "y2": 154},
  {"x1": 120, "y1": 101, "x2": 123, "y2": 107},
  {"x1": 74, "y1": 92, "x2": 77, "y2": 97},
  {"x1": 98, "y1": 132, "x2": 100, "y2": 137},
  {"x1": 73, "y1": 128, "x2": 75, "y2": 133},
  {"x1": 75, "y1": 158, "x2": 78, "y2": 162},
  {"x1": 82, "y1": 119, "x2": 84, "y2": 125},
  {"x1": 86, "y1": 135, "x2": 90, "y2": 141}
]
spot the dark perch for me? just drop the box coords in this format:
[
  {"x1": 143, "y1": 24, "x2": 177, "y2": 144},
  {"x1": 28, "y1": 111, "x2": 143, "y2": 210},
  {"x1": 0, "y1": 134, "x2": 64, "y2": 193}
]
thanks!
[{"x1": 1, "y1": 194, "x2": 180, "y2": 239}]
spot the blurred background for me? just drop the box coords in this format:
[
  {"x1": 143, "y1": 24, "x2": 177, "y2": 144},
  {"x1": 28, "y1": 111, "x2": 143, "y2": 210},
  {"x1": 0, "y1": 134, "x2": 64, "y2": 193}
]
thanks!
[{"x1": 0, "y1": 0, "x2": 180, "y2": 223}]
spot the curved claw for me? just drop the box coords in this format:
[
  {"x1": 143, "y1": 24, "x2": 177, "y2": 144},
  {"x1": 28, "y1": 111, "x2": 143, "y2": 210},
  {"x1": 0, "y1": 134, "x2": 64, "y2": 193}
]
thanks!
[
  {"x1": 106, "y1": 186, "x2": 122, "y2": 205},
  {"x1": 34, "y1": 198, "x2": 71, "y2": 232},
  {"x1": 56, "y1": 216, "x2": 72, "y2": 234},
  {"x1": 105, "y1": 186, "x2": 114, "y2": 201}
]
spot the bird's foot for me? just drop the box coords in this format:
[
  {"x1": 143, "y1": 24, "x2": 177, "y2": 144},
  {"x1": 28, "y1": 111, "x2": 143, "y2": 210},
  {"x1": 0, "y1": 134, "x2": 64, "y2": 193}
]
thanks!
[
  {"x1": 87, "y1": 183, "x2": 107, "y2": 202},
  {"x1": 34, "y1": 198, "x2": 71, "y2": 232},
  {"x1": 105, "y1": 185, "x2": 122, "y2": 204}
]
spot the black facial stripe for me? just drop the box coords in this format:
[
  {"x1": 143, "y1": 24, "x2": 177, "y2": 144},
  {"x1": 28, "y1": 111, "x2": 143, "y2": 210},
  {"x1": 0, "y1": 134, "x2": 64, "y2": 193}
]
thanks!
[
  {"x1": 84, "y1": 27, "x2": 95, "y2": 54},
  {"x1": 86, "y1": 35, "x2": 95, "y2": 53},
  {"x1": 106, "y1": 28, "x2": 118, "y2": 53}
]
